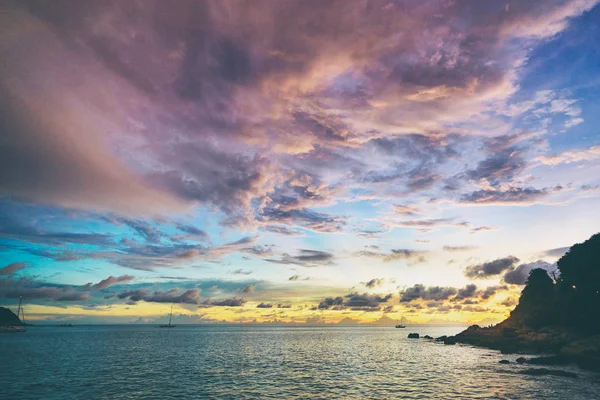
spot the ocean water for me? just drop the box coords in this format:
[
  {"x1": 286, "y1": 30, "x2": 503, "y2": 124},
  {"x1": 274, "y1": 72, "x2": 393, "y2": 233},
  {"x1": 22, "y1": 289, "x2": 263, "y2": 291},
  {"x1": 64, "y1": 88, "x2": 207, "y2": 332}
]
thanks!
[{"x1": 1, "y1": 325, "x2": 599, "y2": 399}]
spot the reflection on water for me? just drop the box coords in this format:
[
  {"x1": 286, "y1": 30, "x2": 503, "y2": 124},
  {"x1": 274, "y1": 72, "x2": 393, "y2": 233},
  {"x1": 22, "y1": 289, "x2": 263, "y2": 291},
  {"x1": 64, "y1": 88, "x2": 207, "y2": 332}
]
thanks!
[{"x1": 1, "y1": 325, "x2": 599, "y2": 399}]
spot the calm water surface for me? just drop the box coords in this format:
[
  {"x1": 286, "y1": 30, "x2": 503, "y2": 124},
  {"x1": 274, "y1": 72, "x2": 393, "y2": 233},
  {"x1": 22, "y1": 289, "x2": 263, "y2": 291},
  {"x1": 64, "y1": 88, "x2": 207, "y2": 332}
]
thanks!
[{"x1": 1, "y1": 325, "x2": 599, "y2": 399}]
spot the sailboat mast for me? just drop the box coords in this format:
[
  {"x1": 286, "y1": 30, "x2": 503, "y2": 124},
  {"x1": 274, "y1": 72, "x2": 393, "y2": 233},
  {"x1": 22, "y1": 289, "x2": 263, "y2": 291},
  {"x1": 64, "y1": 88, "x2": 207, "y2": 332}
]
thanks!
[
  {"x1": 17, "y1": 296, "x2": 23, "y2": 324},
  {"x1": 168, "y1": 305, "x2": 173, "y2": 326}
]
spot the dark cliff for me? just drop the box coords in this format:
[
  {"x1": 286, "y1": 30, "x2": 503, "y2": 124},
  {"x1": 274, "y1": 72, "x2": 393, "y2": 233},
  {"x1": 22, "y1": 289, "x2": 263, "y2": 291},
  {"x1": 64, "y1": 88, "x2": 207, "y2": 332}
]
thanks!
[
  {"x1": 448, "y1": 232, "x2": 600, "y2": 371},
  {"x1": 0, "y1": 307, "x2": 22, "y2": 326}
]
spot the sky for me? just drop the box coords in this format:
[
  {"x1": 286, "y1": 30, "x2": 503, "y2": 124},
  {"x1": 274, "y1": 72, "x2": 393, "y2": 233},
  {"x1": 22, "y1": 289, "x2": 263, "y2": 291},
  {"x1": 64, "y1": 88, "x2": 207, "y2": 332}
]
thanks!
[{"x1": 0, "y1": 0, "x2": 599, "y2": 325}]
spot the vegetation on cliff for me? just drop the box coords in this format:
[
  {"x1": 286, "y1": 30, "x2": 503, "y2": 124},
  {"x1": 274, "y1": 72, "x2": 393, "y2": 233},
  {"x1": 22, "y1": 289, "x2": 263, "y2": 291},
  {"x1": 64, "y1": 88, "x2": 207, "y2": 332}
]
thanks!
[
  {"x1": 449, "y1": 232, "x2": 600, "y2": 371},
  {"x1": 509, "y1": 232, "x2": 600, "y2": 333}
]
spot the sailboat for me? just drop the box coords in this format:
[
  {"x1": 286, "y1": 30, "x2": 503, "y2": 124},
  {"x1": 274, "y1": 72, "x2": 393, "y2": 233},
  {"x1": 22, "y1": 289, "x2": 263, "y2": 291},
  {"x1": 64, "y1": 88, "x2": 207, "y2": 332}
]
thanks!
[
  {"x1": 1, "y1": 297, "x2": 26, "y2": 333},
  {"x1": 159, "y1": 305, "x2": 176, "y2": 328},
  {"x1": 395, "y1": 316, "x2": 407, "y2": 329}
]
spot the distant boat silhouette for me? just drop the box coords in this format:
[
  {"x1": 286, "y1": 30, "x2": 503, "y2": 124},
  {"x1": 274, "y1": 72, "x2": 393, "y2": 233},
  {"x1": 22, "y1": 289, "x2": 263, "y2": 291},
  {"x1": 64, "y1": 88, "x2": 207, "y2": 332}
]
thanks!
[
  {"x1": 0, "y1": 297, "x2": 26, "y2": 333},
  {"x1": 395, "y1": 317, "x2": 407, "y2": 329},
  {"x1": 159, "y1": 305, "x2": 176, "y2": 328}
]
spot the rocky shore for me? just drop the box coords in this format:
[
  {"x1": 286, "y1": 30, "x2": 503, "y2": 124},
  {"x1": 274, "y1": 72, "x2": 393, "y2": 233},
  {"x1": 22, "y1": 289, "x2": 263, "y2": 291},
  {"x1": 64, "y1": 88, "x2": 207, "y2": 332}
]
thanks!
[
  {"x1": 428, "y1": 232, "x2": 600, "y2": 373},
  {"x1": 444, "y1": 322, "x2": 600, "y2": 372}
]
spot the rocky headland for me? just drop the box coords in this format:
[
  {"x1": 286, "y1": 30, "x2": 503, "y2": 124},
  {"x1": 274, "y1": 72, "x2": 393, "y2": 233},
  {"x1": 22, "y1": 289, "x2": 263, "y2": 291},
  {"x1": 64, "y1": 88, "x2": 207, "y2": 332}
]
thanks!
[{"x1": 445, "y1": 233, "x2": 600, "y2": 372}]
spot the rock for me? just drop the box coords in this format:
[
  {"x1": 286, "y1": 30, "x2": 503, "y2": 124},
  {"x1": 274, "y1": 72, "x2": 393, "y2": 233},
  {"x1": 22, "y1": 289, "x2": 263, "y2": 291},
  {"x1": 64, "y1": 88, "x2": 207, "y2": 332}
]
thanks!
[
  {"x1": 408, "y1": 333, "x2": 419, "y2": 339},
  {"x1": 516, "y1": 357, "x2": 527, "y2": 364},
  {"x1": 527, "y1": 356, "x2": 569, "y2": 366},
  {"x1": 423, "y1": 335, "x2": 433, "y2": 339},
  {"x1": 499, "y1": 360, "x2": 510, "y2": 364},
  {"x1": 444, "y1": 337, "x2": 457, "y2": 345},
  {"x1": 435, "y1": 335, "x2": 447, "y2": 342},
  {"x1": 518, "y1": 368, "x2": 577, "y2": 378}
]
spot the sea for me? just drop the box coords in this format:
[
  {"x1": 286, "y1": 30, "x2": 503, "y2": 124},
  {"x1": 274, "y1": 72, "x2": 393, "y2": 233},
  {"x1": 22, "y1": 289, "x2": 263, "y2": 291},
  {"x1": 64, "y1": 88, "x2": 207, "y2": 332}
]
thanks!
[{"x1": 1, "y1": 325, "x2": 599, "y2": 399}]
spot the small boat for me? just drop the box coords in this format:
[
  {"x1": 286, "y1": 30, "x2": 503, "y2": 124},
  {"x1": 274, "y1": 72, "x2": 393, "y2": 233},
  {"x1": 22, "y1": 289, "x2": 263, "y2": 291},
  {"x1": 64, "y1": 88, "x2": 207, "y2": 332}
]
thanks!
[
  {"x1": 159, "y1": 305, "x2": 176, "y2": 328},
  {"x1": 0, "y1": 297, "x2": 26, "y2": 333},
  {"x1": 395, "y1": 317, "x2": 407, "y2": 329}
]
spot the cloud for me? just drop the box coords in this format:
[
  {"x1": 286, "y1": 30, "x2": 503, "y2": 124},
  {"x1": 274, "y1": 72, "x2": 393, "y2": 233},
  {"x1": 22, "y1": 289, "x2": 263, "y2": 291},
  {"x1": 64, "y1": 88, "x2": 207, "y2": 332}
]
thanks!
[
  {"x1": 542, "y1": 246, "x2": 571, "y2": 258},
  {"x1": 241, "y1": 285, "x2": 255, "y2": 293},
  {"x1": 0, "y1": 262, "x2": 27, "y2": 275},
  {"x1": 363, "y1": 278, "x2": 384, "y2": 288},
  {"x1": 355, "y1": 248, "x2": 428, "y2": 265},
  {"x1": 455, "y1": 284, "x2": 479, "y2": 300},
  {"x1": 503, "y1": 261, "x2": 558, "y2": 285},
  {"x1": 260, "y1": 208, "x2": 347, "y2": 233},
  {"x1": 470, "y1": 226, "x2": 499, "y2": 234},
  {"x1": 256, "y1": 303, "x2": 273, "y2": 308},
  {"x1": 459, "y1": 186, "x2": 561, "y2": 205},
  {"x1": 203, "y1": 298, "x2": 246, "y2": 307},
  {"x1": 261, "y1": 226, "x2": 305, "y2": 236},
  {"x1": 318, "y1": 292, "x2": 392, "y2": 311},
  {"x1": 399, "y1": 285, "x2": 457, "y2": 302},
  {"x1": 91, "y1": 275, "x2": 135, "y2": 290},
  {"x1": 0, "y1": 276, "x2": 90, "y2": 302},
  {"x1": 0, "y1": 0, "x2": 592, "y2": 232},
  {"x1": 118, "y1": 288, "x2": 201, "y2": 304},
  {"x1": 241, "y1": 245, "x2": 274, "y2": 257},
  {"x1": 266, "y1": 249, "x2": 334, "y2": 267},
  {"x1": 443, "y1": 246, "x2": 478, "y2": 252},
  {"x1": 464, "y1": 256, "x2": 520, "y2": 279},
  {"x1": 393, "y1": 205, "x2": 420, "y2": 216},
  {"x1": 535, "y1": 145, "x2": 600, "y2": 165},
  {"x1": 230, "y1": 269, "x2": 253, "y2": 275},
  {"x1": 288, "y1": 275, "x2": 310, "y2": 281},
  {"x1": 174, "y1": 223, "x2": 209, "y2": 240}
]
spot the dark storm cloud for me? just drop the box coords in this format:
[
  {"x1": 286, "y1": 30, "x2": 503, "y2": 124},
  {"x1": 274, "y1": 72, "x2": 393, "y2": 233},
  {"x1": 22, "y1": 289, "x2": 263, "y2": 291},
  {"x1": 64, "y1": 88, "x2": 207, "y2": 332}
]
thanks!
[
  {"x1": 503, "y1": 261, "x2": 558, "y2": 285},
  {"x1": 464, "y1": 256, "x2": 520, "y2": 279}
]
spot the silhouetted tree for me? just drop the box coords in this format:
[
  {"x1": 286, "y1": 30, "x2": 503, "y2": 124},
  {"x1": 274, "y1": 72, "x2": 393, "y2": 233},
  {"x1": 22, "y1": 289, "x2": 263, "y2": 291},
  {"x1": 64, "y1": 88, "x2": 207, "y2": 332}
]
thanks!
[{"x1": 556, "y1": 233, "x2": 600, "y2": 332}]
